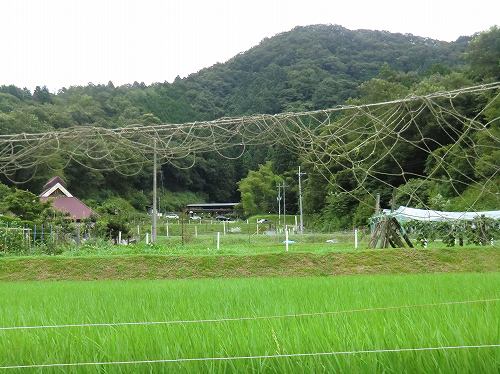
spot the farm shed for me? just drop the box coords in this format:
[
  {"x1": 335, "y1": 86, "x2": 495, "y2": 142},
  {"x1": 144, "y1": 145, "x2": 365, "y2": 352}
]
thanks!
[{"x1": 186, "y1": 202, "x2": 239, "y2": 213}]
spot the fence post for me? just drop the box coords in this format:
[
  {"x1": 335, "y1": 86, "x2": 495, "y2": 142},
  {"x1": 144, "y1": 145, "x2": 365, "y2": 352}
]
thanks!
[
  {"x1": 118, "y1": 231, "x2": 122, "y2": 245},
  {"x1": 217, "y1": 232, "x2": 220, "y2": 250},
  {"x1": 223, "y1": 221, "x2": 226, "y2": 235},
  {"x1": 146, "y1": 232, "x2": 149, "y2": 244}
]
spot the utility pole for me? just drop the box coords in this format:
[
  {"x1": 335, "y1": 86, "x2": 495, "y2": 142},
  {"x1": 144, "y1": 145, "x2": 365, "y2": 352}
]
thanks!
[
  {"x1": 152, "y1": 139, "x2": 157, "y2": 243},
  {"x1": 282, "y1": 181, "x2": 287, "y2": 227},
  {"x1": 277, "y1": 184, "x2": 282, "y2": 226},
  {"x1": 297, "y1": 166, "x2": 306, "y2": 234}
]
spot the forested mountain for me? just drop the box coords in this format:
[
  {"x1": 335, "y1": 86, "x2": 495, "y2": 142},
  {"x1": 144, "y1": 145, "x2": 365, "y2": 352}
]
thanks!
[{"x1": 0, "y1": 24, "x2": 498, "y2": 228}]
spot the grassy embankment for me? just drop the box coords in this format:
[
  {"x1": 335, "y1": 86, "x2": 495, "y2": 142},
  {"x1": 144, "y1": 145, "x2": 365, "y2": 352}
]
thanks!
[
  {"x1": 0, "y1": 273, "x2": 498, "y2": 372},
  {"x1": 0, "y1": 247, "x2": 498, "y2": 281}
]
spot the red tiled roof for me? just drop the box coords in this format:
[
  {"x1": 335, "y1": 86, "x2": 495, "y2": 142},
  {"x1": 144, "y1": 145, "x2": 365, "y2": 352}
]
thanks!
[{"x1": 41, "y1": 196, "x2": 93, "y2": 220}]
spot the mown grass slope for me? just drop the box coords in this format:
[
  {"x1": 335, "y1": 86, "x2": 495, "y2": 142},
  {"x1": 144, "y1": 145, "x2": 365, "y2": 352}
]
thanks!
[{"x1": 0, "y1": 247, "x2": 498, "y2": 281}]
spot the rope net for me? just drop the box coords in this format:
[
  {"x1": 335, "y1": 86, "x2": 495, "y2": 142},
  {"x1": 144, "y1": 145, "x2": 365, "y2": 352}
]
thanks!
[{"x1": 0, "y1": 82, "x2": 499, "y2": 218}]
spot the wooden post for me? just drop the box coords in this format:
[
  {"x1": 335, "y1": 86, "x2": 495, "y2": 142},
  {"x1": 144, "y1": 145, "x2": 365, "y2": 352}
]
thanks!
[
  {"x1": 181, "y1": 211, "x2": 185, "y2": 245},
  {"x1": 391, "y1": 188, "x2": 396, "y2": 212}
]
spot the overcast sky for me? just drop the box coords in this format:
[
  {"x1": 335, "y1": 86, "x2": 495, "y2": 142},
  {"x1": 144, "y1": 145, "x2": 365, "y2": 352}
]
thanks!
[{"x1": 0, "y1": 0, "x2": 498, "y2": 91}]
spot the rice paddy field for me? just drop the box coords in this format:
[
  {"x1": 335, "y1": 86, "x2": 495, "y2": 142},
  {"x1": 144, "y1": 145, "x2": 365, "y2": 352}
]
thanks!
[{"x1": 1, "y1": 272, "x2": 499, "y2": 372}]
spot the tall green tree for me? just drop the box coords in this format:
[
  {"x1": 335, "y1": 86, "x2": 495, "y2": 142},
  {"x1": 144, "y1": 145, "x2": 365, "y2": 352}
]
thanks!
[
  {"x1": 466, "y1": 26, "x2": 500, "y2": 81},
  {"x1": 238, "y1": 162, "x2": 281, "y2": 216}
]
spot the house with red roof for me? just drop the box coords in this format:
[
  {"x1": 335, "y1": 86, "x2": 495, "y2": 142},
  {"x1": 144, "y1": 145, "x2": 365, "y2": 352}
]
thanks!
[{"x1": 39, "y1": 177, "x2": 94, "y2": 221}]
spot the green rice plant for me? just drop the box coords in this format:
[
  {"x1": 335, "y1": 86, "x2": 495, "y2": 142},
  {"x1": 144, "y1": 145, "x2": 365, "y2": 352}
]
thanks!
[{"x1": 0, "y1": 273, "x2": 498, "y2": 372}]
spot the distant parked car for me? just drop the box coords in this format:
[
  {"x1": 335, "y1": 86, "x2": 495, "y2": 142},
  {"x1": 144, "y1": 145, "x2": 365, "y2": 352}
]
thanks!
[
  {"x1": 165, "y1": 213, "x2": 179, "y2": 219},
  {"x1": 216, "y1": 215, "x2": 230, "y2": 221},
  {"x1": 257, "y1": 218, "x2": 270, "y2": 224},
  {"x1": 190, "y1": 215, "x2": 202, "y2": 221}
]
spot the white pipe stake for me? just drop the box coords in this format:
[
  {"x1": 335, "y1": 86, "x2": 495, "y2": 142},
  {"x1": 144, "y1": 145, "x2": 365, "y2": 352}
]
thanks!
[
  {"x1": 354, "y1": 228, "x2": 358, "y2": 249},
  {"x1": 118, "y1": 231, "x2": 122, "y2": 244},
  {"x1": 285, "y1": 225, "x2": 289, "y2": 252},
  {"x1": 217, "y1": 232, "x2": 220, "y2": 250}
]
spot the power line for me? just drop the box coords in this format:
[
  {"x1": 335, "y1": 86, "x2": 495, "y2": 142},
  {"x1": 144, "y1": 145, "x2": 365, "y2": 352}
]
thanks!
[
  {"x1": 1, "y1": 297, "x2": 497, "y2": 331},
  {"x1": 1, "y1": 344, "x2": 498, "y2": 370}
]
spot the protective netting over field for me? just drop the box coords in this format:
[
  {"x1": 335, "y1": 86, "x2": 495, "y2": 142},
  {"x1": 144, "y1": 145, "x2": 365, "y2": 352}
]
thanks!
[
  {"x1": 0, "y1": 82, "x2": 499, "y2": 216},
  {"x1": 383, "y1": 207, "x2": 500, "y2": 222}
]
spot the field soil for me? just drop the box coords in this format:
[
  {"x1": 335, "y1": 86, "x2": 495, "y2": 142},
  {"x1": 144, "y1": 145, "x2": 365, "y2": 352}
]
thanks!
[{"x1": 0, "y1": 247, "x2": 498, "y2": 281}]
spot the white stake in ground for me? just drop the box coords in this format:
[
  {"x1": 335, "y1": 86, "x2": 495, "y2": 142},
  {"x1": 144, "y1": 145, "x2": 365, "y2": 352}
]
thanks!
[
  {"x1": 354, "y1": 228, "x2": 358, "y2": 249},
  {"x1": 118, "y1": 231, "x2": 122, "y2": 245},
  {"x1": 216, "y1": 232, "x2": 220, "y2": 250},
  {"x1": 285, "y1": 225, "x2": 289, "y2": 252},
  {"x1": 195, "y1": 226, "x2": 197, "y2": 238}
]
